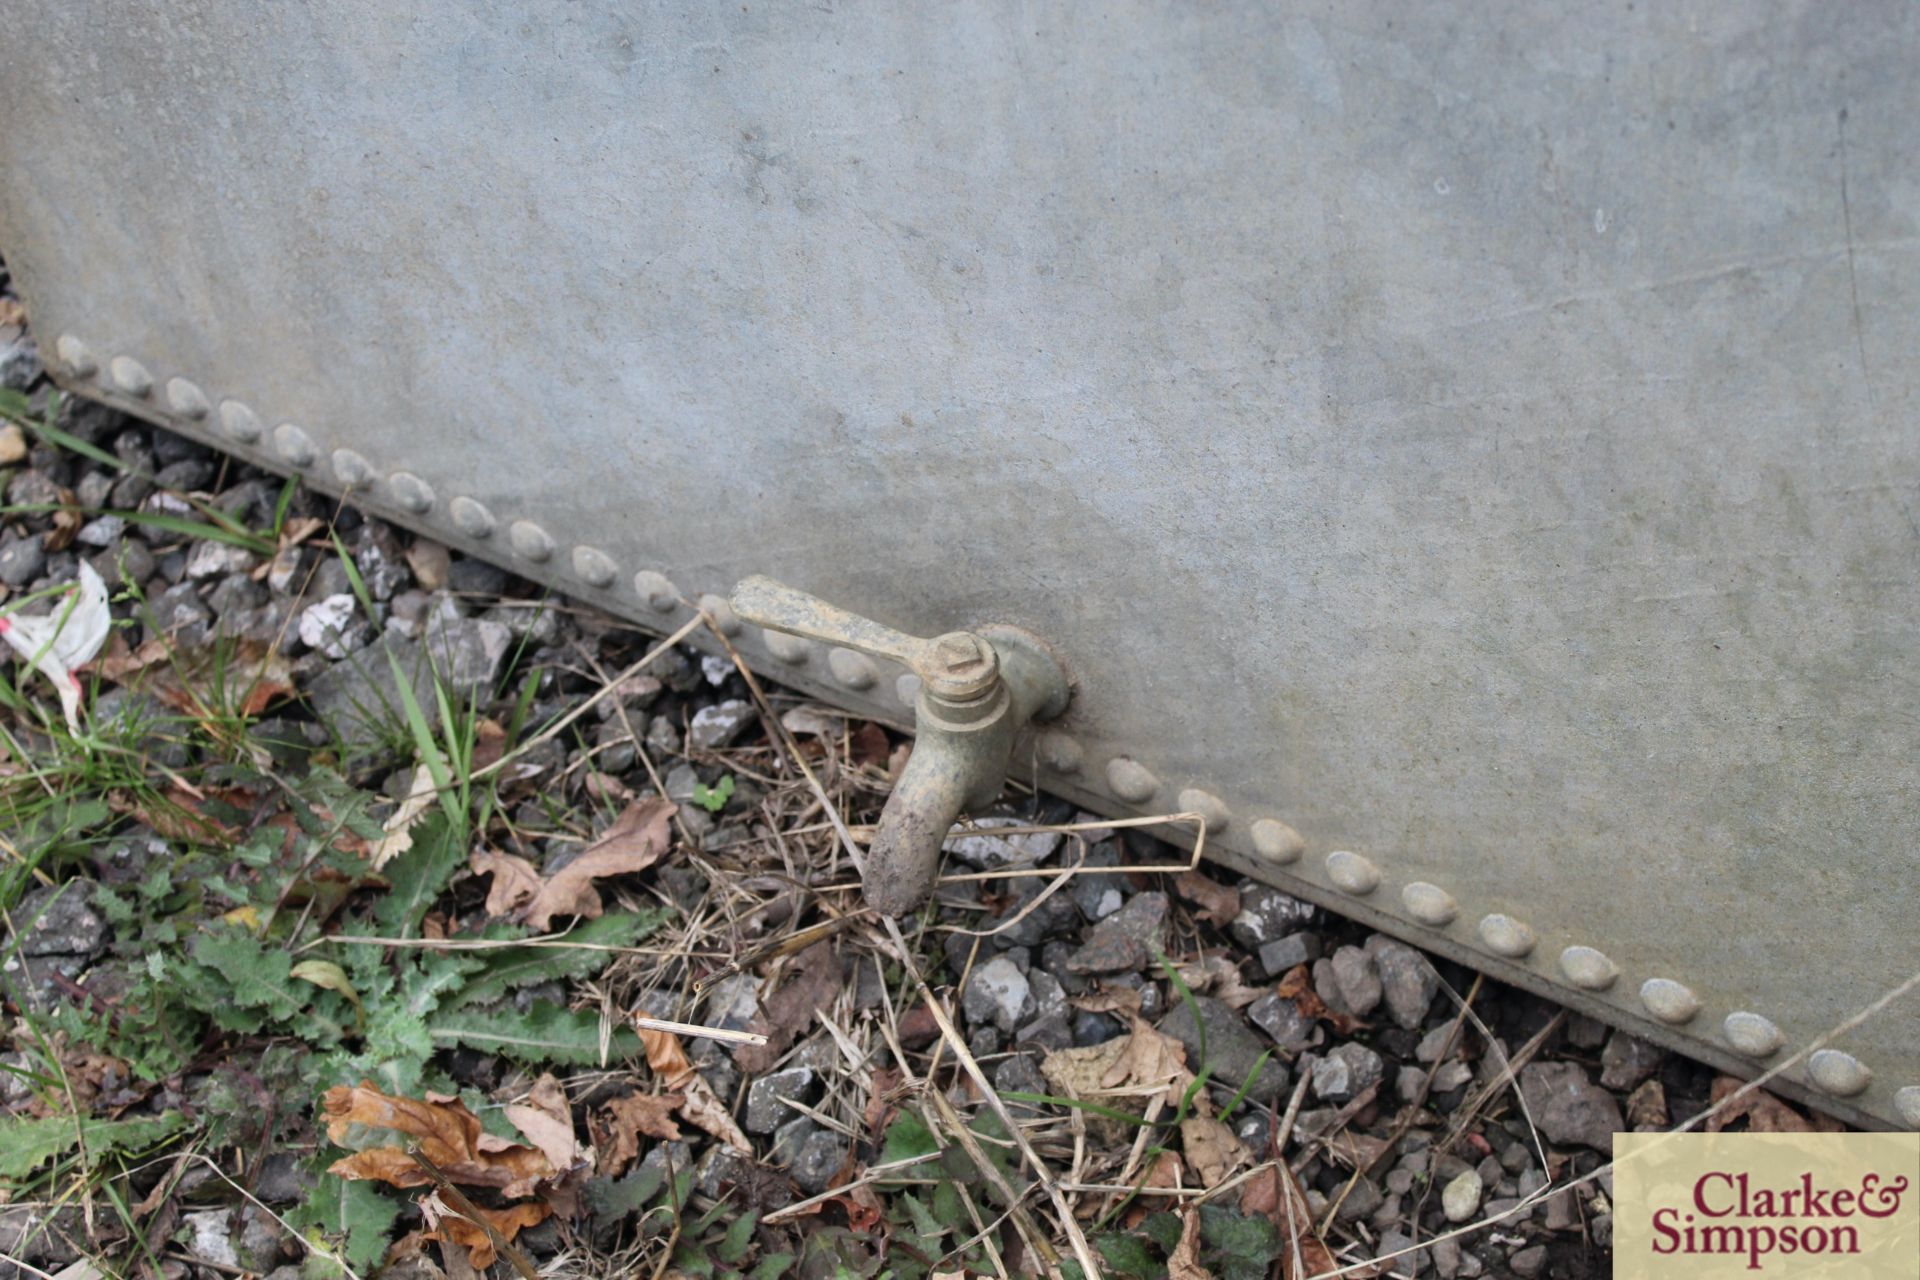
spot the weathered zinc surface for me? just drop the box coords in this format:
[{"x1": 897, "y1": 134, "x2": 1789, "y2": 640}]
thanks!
[{"x1": 1, "y1": 4, "x2": 1914, "y2": 1126}]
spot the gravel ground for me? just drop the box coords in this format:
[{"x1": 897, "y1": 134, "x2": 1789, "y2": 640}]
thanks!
[{"x1": 0, "y1": 272, "x2": 1847, "y2": 1280}]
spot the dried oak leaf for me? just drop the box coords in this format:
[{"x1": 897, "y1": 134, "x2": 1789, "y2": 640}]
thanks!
[
  {"x1": 1041, "y1": 1036, "x2": 1134, "y2": 1143},
  {"x1": 1626, "y1": 1079, "x2": 1668, "y2": 1130},
  {"x1": 43, "y1": 490, "x2": 83, "y2": 554},
  {"x1": 1101, "y1": 1016, "x2": 1197, "y2": 1110},
  {"x1": 109, "y1": 784, "x2": 247, "y2": 843},
  {"x1": 897, "y1": 1002, "x2": 941, "y2": 1049},
  {"x1": 421, "y1": 1197, "x2": 551, "y2": 1271},
  {"x1": 1071, "y1": 985, "x2": 1145, "y2": 1018},
  {"x1": 593, "y1": 1092, "x2": 684, "y2": 1175},
  {"x1": 470, "y1": 718, "x2": 508, "y2": 772},
  {"x1": 1241, "y1": 1162, "x2": 1338, "y2": 1280},
  {"x1": 863, "y1": 1065, "x2": 907, "y2": 1140},
  {"x1": 502, "y1": 1074, "x2": 578, "y2": 1173},
  {"x1": 1167, "y1": 1206, "x2": 1214, "y2": 1280},
  {"x1": 733, "y1": 940, "x2": 843, "y2": 1075},
  {"x1": 522, "y1": 797, "x2": 674, "y2": 928},
  {"x1": 633, "y1": 1009, "x2": 751, "y2": 1152},
  {"x1": 826, "y1": 1170, "x2": 885, "y2": 1233},
  {"x1": 1120, "y1": 1150, "x2": 1187, "y2": 1228},
  {"x1": 1177, "y1": 952, "x2": 1265, "y2": 1010},
  {"x1": 1705, "y1": 1077, "x2": 1814, "y2": 1133},
  {"x1": 470, "y1": 848, "x2": 543, "y2": 920},
  {"x1": 322, "y1": 1083, "x2": 554, "y2": 1197},
  {"x1": 1276, "y1": 963, "x2": 1362, "y2": 1036},
  {"x1": 585, "y1": 771, "x2": 634, "y2": 806},
  {"x1": 96, "y1": 634, "x2": 294, "y2": 721},
  {"x1": 372, "y1": 764, "x2": 440, "y2": 871},
  {"x1": 848, "y1": 721, "x2": 892, "y2": 769},
  {"x1": 1173, "y1": 870, "x2": 1240, "y2": 927},
  {"x1": 1179, "y1": 1115, "x2": 1249, "y2": 1189}
]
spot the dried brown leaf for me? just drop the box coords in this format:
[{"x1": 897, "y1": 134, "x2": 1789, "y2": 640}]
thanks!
[
  {"x1": 1173, "y1": 870, "x2": 1240, "y2": 927},
  {"x1": 1041, "y1": 1036, "x2": 1134, "y2": 1142},
  {"x1": 1626, "y1": 1079, "x2": 1668, "y2": 1130},
  {"x1": 322, "y1": 1083, "x2": 554, "y2": 1196},
  {"x1": 109, "y1": 784, "x2": 244, "y2": 843},
  {"x1": 522, "y1": 798, "x2": 674, "y2": 928},
  {"x1": 1100, "y1": 1016, "x2": 1196, "y2": 1109},
  {"x1": 1276, "y1": 963, "x2": 1362, "y2": 1035},
  {"x1": 501, "y1": 1074, "x2": 577, "y2": 1173},
  {"x1": 828, "y1": 1176, "x2": 884, "y2": 1233},
  {"x1": 863, "y1": 1065, "x2": 907, "y2": 1139},
  {"x1": 1177, "y1": 953, "x2": 1265, "y2": 1010},
  {"x1": 421, "y1": 1198, "x2": 551, "y2": 1271},
  {"x1": 43, "y1": 491, "x2": 83, "y2": 554},
  {"x1": 1706, "y1": 1076, "x2": 1812, "y2": 1133},
  {"x1": 733, "y1": 940, "x2": 843, "y2": 1075},
  {"x1": 96, "y1": 636, "x2": 294, "y2": 720},
  {"x1": 584, "y1": 771, "x2": 634, "y2": 805},
  {"x1": 1179, "y1": 1115, "x2": 1248, "y2": 1189},
  {"x1": 1071, "y1": 985, "x2": 1145, "y2": 1018},
  {"x1": 405, "y1": 539, "x2": 452, "y2": 591},
  {"x1": 470, "y1": 848, "x2": 543, "y2": 920},
  {"x1": 1167, "y1": 1206, "x2": 1213, "y2": 1280},
  {"x1": 594, "y1": 1092, "x2": 684, "y2": 1174},
  {"x1": 633, "y1": 1009, "x2": 751, "y2": 1152},
  {"x1": 848, "y1": 722, "x2": 892, "y2": 768},
  {"x1": 1241, "y1": 1163, "x2": 1338, "y2": 1280},
  {"x1": 470, "y1": 718, "x2": 508, "y2": 772},
  {"x1": 371, "y1": 764, "x2": 438, "y2": 871}
]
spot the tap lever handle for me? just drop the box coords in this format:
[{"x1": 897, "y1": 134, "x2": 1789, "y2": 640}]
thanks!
[
  {"x1": 729, "y1": 575, "x2": 998, "y2": 699},
  {"x1": 731, "y1": 575, "x2": 932, "y2": 668}
]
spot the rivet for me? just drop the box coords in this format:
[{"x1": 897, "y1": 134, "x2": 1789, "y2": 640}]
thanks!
[
  {"x1": 508, "y1": 520, "x2": 556, "y2": 562},
  {"x1": 766, "y1": 631, "x2": 810, "y2": 664},
  {"x1": 449, "y1": 495, "x2": 495, "y2": 538},
  {"x1": 572, "y1": 546, "x2": 617, "y2": 588},
  {"x1": 895, "y1": 672, "x2": 921, "y2": 703},
  {"x1": 1105, "y1": 757, "x2": 1159, "y2": 804},
  {"x1": 1401, "y1": 881, "x2": 1458, "y2": 926},
  {"x1": 388, "y1": 472, "x2": 435, "y2": 513},
  {"x1": 109, "y1": 355, "x2": 152, "y2": 396},
  {"x1": 633, "y1": 570, "x2": 678, "y2": 612},
  {"x1": 1721, "y1": 1012, "x2": 1783, "y2": 1058},
  {"x1": 164, "y1": 377, "x2": 210, "y2": 418},
  {"x1": 1477, "y1": 913, "x2": 1536, "y2": 958},
  {"x1": 273, "y1": 423, "x2": 317, "y2": 467},
  {"x1": 828, "y1": 647, "x2": 877, "y2": 689},
  {"x1": 1806, "y1": 1049, "x2": 1872, "y2": 1097},
  {"x1": 1325, "y1": 850, "x2": 1380, "y2": 896},
  {"x1": 1038, "y1": 731, "x2": 1083, "y2": 774},
  {"x1": 332, "y1": 449, "x2": 375, "y2": 486},
  {"x1": 1250, "y1": 818, "x2": 1304, "y2": 864},
  {"x1": 1177, "y1": 788, "x2": 1230, "y2": 834},
  {"x1": 698, "y1": 602, "x2": 741, "y2": 640},
  {"x1": 1558, "y1": 946, "x2": 1619, "y2": 991},
  {"x1": 55, "y1": 335, "x2": 96, "y2": 376},
  {"x1": 1895, "y1": 1086, "x2": 1920, "y2": 1128},
  {"x1": 1639, "y1": 978, "x2": 1700, "y2": 1024},
  {"x1": 697, "y1": 593, "x2": 742, "y2": 636},
  {"x1": 218, "y1": 399, "x2": 262, "y2": 442}
]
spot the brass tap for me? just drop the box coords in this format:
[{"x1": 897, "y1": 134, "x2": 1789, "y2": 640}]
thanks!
[{"x1": 729, "y1": 576, "x2": 1071, "y2": 915}]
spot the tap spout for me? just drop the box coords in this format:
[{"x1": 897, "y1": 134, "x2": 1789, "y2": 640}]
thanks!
[
  {"x1": 865, "y1": 629, "x2": 1071, "y2": 916},
  {"x1": 864, "y1": 711, "x2": 1002, "y2": 916}
]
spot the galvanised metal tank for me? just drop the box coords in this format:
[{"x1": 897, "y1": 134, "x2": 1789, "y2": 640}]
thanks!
[{"x1": 1, "y1": 2, "x2": 1913, "y2": 1127}]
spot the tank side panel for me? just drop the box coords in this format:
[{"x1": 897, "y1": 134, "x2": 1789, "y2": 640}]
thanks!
[{"x1": 0, "y1": 2, "x2": 1914, "y2": 1121}]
